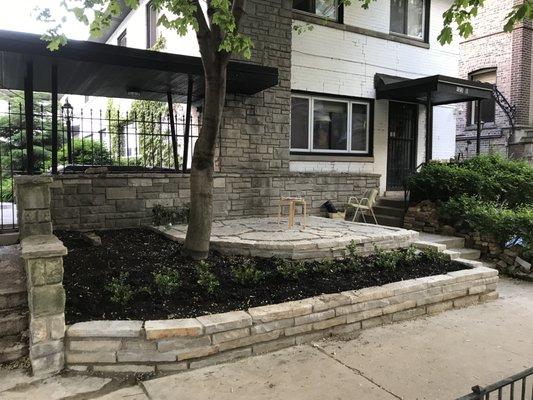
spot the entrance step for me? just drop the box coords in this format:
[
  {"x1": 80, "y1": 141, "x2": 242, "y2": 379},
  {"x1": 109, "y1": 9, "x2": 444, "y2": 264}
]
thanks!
[
  {"x1": 0, "y1": 311, "x2": 28, "y2": 337},
  {"x1": 376, "y1": 197, "x2": 405, "y2": 208},
  {"x1": 373, "y1": 205, "x2": 406, "y2": 218},
  {"x1": 418, "y1": 233, "x2": 465, "y2": 249}
]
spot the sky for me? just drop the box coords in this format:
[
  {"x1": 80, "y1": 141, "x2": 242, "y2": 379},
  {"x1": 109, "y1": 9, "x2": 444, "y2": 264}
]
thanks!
[{"x1": 0, "y1": 0, "x2": 89, "y2": 39}]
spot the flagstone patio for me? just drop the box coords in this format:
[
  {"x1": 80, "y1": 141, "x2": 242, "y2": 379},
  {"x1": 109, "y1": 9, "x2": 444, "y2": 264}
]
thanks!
[{"x1": 153, "y1": 216, "x2": 418, "y2": 259}]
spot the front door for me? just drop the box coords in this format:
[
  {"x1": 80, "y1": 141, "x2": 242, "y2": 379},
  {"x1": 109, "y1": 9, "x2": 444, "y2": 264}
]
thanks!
[{"x1": 387, "y1": 102, "x2": 418, "y2": 191}]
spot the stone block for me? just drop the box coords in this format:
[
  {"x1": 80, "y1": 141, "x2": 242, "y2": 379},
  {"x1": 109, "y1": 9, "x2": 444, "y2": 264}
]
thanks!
[
  {"x1": 49, "y1": 314, "x2": 65, "y2": 339},
  {"x1": 31, "y1": 351, "x2": 64, "y2": 376},
  {"x1": 196, "y1": 311, "x2": 252, "y2": 334},
  {"x1": 157, "y1": 336, "x2": 212, "y2": 352},
  {"x1": 252, "y1": 337, "x2": 296, "y2": 355},
  {"x1": 248, "y1": 300, "x2": 313, "y2": 323},
  {"x1": 295, "y1": 310, "x2": 335, "y2": 326},
  {"x1": 345, "y1": 308, "x2": 383, "y2": 324},
  {"x1": 67, "y1": 320, "x2": 143, "y2": 338},
  {"x1": 392, "y1": 307, "x2": 426, "y2": 322},
  {"x1": 189, "y1": 348, "x2": 252, "y2": 370},
  {"x1": 117, "y1": 350, "x2": 177, "y2": 362},
  {"x1": 468, "y1": 285, "x2": 487, "y2": 295},
  {"x1": 94, "y1": 364, "x2": 156, "y2": 373},
  {"x1": 285, "y1": 323, "x2": 313, "y2": 337},
  {"x1": 453, "y1": 295, "x2": 480, "y2": 308},
  {"x1": 313, "y1": 315, "x2": 346, "y2": 331},
  {"x1": 30, "y1": 339, "x2": 63, "y2": 359},
  {"x1": 145, "y1": 319, "x2": 203, "y2": 340},
  {"x1": 29, "y1": 284, "x2": 65, "y2": 317},
  {"x1": 156, "y1": 363, "x2": 189, "y2": 372},
  {"x1": 426, "y1": 301, "x2": 453, "y2": 315},
  {"x1": 382, "y1": 300, "x2": 416, "y2": 315},
  {"x1": 122, "y1": 339, "x2": 157, "y2": 351},
  {"x1": 176, "y1": 346, "x2": 219, "y2": 361},
  {"x1": 218, "y1": 330, "x2": 282, "y2": 352},
  {"x1": 251, "y1": 318, "x2": 294, "y2": 334},
  {"x1": 349, "y1": 286, "x2": 393, "y2": 303},
  {"x1": 21, "y1": 235, "x2": 67, "y2": 259},
  {"x1": 312, "y1": 293, "x2": 352, "y2": 312},
  {"x1": 212, "y1": 328, "x2": 250, "y2": 344},
  {"x1": 69, "y1": 339, "x2": 122, "y2": 352},
  {"x1": 479, "y1": 291, "x2": 499, "y2": 302},
  {"x1": 334, "y1": 302, "x2": 366, "y2": 317},
  {"x1": 361, "y1": 315, "x2": 392, "y2": 330},
  {"x1": 66, "y1": 351, "x2": 117, "y2": 364},
  {"x1": 106, "y1": 187, "x2": 136, "y2": 200}
]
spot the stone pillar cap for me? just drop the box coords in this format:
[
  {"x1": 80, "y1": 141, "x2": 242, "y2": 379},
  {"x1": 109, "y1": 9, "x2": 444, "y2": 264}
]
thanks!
[
  {"x1": 21, "y1": 235, "x2": 68, "y2": 259},
  {"x1": 14, "y1": 174, "x2": 54, "y2": 185}
]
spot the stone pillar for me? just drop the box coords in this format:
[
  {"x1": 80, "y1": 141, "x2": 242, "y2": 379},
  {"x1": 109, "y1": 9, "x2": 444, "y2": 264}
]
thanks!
[
  {"x1": 21, "y1": 235, "x2": 67, "y2": 376},
  {"x1": 14, "y1": 175, "x2": 53, "y2": 240}
]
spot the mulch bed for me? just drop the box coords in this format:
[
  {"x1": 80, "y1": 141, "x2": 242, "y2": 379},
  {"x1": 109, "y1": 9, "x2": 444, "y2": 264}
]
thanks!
[{"x1": 57, "y1": 229, "x2": 465, "y2": 324}]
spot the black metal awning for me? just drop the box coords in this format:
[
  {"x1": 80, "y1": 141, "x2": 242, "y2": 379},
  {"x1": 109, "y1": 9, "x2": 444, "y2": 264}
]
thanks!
[
  {"x1": 0, "y1": 29, "x2": 278, "y2": 102},
  {"x1": 374, "y1": 74, "x2": 492, "y2": 106}
]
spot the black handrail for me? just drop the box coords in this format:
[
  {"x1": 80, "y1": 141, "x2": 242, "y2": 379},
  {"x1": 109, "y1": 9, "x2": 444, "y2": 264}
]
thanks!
[{"x1": 456, "y1": 366, "x2": 533, "y2": 400}]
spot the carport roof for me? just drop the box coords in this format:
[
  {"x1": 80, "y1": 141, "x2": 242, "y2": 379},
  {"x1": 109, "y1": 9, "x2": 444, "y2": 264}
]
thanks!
[{"x1": 0, "y1": 29, "x2": 278, "y2": 102}]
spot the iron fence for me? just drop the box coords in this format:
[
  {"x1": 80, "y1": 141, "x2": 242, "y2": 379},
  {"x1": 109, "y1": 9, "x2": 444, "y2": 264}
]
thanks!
[
  {"x1": 0, "y1": 100, "x2": 200, "y2": 232},
  {"x1": 457, "y1": 367, "x2": 533, "y2": 400}
]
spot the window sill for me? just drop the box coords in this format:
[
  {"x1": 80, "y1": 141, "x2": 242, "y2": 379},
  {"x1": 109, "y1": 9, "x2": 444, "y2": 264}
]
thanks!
[
  {"x1": 292, "y1": 10, "x2": 430, "y2": 49},
  {"x1": 464, "y1": 122, "x2": 498, "y2": 131},
  {"x1": 290, "y1": 153, "x2": 374, "y2": 162}
]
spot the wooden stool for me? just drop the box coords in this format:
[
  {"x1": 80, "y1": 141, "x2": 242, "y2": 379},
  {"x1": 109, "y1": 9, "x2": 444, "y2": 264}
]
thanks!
[{"x1": 278, "y1": 197, "x2": 307, "y2": 229}]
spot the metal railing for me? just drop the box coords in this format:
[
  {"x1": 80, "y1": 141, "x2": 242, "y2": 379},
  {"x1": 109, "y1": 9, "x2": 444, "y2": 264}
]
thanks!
[
  {"x1": 0, "y1": 101, "x2": 200, "y2": 232},
  {"x1": 457, "y1": 367, "x2": 533, "y2": 400}
]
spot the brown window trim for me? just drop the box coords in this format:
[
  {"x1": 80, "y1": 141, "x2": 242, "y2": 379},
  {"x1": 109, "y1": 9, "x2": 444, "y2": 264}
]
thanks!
[{"x1": 292, "y1": 10, "x2": 430, "y2": 49}]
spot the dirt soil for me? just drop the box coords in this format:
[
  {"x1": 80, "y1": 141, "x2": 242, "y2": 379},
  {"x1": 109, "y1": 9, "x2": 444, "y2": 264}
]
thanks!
[{"x1": 57, "y1": 229, "x2": 464, "y2": 324}]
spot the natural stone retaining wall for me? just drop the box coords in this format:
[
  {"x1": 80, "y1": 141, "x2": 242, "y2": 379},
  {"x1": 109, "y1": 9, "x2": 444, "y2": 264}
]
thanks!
[
  {"x1": 51, "y1": 172, "x2": 380, "y2": 231},
  {"x1": 65, "y1": 264, "x2": 499, "y2": 374}
]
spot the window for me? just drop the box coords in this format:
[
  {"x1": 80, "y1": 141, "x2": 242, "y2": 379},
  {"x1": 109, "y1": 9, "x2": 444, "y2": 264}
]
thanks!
[
  {"x1": 468, "y1": 69, "x2": 496, "y2": 124},
  {"x1": 290, "y1": 94, "x2": 372, "y2": 154},
  {"x1": 390, "y1": 0, "x2": 426, "y2": 40},
  {"x1": 293, "y1": 0, "x2": 341, "y2": 21},
  {"x1": 146, "y1": 1, "x2": 158, "y2": 48},
  {"x1": 117, "y1": 30, "x2": 127, "y2": 47}
]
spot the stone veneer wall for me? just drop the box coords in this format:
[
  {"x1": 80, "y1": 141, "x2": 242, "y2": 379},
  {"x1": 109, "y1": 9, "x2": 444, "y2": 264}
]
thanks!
[
  {"x1": 64, "y1": 264, "x2": 498, "y2": 374},
  {"x1": 51, "y1": 172, "x2": 380, "y2": 231}
]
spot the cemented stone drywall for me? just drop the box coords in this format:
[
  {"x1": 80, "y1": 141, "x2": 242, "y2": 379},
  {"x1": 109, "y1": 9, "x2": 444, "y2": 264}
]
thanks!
[
  {"x1": 50, "y1": 172, "x2": 380, "y2": 231},
  {"x1": 65, "y1": 264, "x2": 499, "y2": 374}
]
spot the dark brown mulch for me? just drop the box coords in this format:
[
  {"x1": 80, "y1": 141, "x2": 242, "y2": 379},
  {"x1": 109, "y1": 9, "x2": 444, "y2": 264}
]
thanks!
[{"x1": 57, "y1": 229, "x2": 465, "y2": 324}]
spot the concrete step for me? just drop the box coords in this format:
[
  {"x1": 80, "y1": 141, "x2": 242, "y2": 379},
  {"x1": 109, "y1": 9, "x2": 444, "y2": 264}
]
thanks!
[
  {"x1": 376, "y1": 198, "x2": 405, "y2": 208},
  {"x1": 373, "y1": 205, "x2": 405, "y2": 218},
  {"x1": 353, "y1": 212, "x2": 403, "y2": 227},
  {"x1": 417, "y1": 233, "x2": 465, "y2": 249},
  {"x1": 0, "y1": 334, "x2": 28, "y2": 363},
  {"x1": 0, "y1": 311, "x2": 28, "y2": 337},
  {"x1": 444, "y1": 248, "x2": 481, "y2": 261}
]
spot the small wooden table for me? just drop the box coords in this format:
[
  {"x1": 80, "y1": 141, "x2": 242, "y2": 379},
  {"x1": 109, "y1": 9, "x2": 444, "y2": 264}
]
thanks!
[{"x1": 278, "y1": 197, "x2": 307, "y2": 229}]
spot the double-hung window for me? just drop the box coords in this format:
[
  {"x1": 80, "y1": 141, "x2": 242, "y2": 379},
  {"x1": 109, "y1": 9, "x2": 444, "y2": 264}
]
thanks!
[
  {"x1": 291, "y1": 94, "x2": 372, "y2": 155},
  {"x1": 293, "y1": 0, "x2": 341, "y2": 21},
  {"x1": 390, "y1": 0, "x2": 426, "y2": 40},
  {"x1": 146, "y1": 1, "x2": 158, "y2": 48},
  {"x1": 468, "y1": 69, "x2": 496, "y2": 124}
]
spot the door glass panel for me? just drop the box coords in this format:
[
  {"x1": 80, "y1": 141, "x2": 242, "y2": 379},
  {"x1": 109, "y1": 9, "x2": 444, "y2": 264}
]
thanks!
[
  {"x1": 313, "y1": 100, "x2": 347, "y2": 150},
  {"x1": 407, "y1": 0, "x2": 424, "y2": 38},
  {"x1": 291, "y1": 97, "x2": 309, "y2": 149},
  {"x1": 351, "y1": 103, "x2": 368, "y2": 151}
]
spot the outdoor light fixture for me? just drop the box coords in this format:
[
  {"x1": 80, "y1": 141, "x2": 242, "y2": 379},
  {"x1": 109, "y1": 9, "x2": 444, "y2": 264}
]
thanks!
[
  {"x1": 61, "y1": 98, "x2": 73, "y2": 117},
  {"x1": 62, "y1": 98, "x2": 74, "y2": 165}
]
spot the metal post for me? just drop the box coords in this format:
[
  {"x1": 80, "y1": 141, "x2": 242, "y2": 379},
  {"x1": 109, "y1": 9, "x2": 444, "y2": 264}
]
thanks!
[
  {"x1": 167, "y1": 91, "x2": 179, "y2": 171},
  {"x1": 475, "y1": 99, "x2": 481, "y2": 155},
  {"x1": 66, "y1": 113, "x2": 73, "y2": 164},
  {"x1": 51, "y1": 65, "x2": 58, "y2": 174},
  {"x1": 425, "y1": 92, "x2": 433, "y2": 162},
  {"x1": 183, "y1": 76, "x2": 194, "y2": 173},
  {"x1": 24, "y1": 61, "x2": 34, "y2": 174}
]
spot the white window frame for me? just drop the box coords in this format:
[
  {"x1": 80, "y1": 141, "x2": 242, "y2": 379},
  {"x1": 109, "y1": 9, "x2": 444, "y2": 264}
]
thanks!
[
  {"x1": 290, "y1": 94, "x2": 371, "y2": 154},
  {"x1": 389, "y1": 0, "x2": 426, "y2": 41}
]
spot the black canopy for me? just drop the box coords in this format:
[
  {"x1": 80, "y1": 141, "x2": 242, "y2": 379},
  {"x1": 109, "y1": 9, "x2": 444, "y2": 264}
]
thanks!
[
  {"x1": 374, "y1": 74, "x2": 492, "y2": 105},
  {"x1": 0, "y1": 29, "x2": 278, "y2": 102}
]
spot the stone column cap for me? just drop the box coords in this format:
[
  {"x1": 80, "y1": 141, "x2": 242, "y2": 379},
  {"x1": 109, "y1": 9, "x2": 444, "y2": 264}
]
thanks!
[
  {"x1": 14, "y1": 174, "x2": 54, "y2": 185},
  {"x1": 21, "y1": 235, "x2": 68, "y2": 259}
]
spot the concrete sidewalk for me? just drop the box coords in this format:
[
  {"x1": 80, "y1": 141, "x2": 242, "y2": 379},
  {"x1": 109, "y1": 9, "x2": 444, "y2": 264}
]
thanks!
[{"x1": 0, "y1": 277, "x2": 531, "y2": 400}]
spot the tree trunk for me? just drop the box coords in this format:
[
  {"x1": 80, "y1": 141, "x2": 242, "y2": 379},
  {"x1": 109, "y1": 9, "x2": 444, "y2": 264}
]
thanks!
[{"x1": 183, "y1": 62, "x2": 227, "y2": 259}]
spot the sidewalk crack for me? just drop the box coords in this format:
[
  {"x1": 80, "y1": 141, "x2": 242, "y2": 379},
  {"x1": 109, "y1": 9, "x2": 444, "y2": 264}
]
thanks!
[{"x1": 310, "y1": 343, "x2": 403, "y2": 400}]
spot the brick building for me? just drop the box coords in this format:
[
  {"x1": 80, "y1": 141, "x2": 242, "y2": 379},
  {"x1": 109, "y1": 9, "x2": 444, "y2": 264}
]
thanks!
[{"x1": 456, "y1": 0, "x2": 533, "y2": 161}]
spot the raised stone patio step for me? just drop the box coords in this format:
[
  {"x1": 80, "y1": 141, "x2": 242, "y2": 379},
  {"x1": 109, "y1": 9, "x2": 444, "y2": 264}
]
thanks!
[
  {"x1": 418, "y1": 233, "x2": 465, "y2": 249},
  {"x1": 373, "y1": 205, "x2": 406, "y2": 218},
  {"x1": 444, "y1": 248, "x2": 481, "y2": 261}
]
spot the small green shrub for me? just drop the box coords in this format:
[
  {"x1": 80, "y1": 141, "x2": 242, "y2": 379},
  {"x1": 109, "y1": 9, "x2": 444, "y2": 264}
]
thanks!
[
  {"x1": 152, "y1": 204, "x2": 190, "y2": 226},
  {"x1": 153, "y1": 267, "x2": 182, "y2": 295},
  {"x1": 408, "y1": 155, "x2": 533, "y2": 207},
  {"x1": 314, "y1": 258, "x2": 335, "y2": 275},
  {"x1": 195, "y1": 261, "x2": 220, "y2": 294},
  {"x1": 231, "y1": 259, "x2": 264, "y2": 286},
  {"x1": 58, "y1": 138, "x2": 112, "y2": 165},
  {"x1": 275, "y1": 258, "x2": 307, "y2": 280},
  {"x1": 104, "y1": 272, "x2": 134, "y2": 305}
]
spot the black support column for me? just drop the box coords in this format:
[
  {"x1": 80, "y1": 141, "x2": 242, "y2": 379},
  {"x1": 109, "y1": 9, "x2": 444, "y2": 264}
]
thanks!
[
  {"x1": 24, "y1": 61, "x2": 34, "y2": 174},
  {"x1": 182, "y1": 76, "x2": 194, "y2": 173},
  {"x1": 475, "y1": 99, "x2": 482, "y2": 155},
  {"x1": 425, "y1": 92, "x2": 433, "y2": 163},
  {"x1": 167, "y1": 91, "x2": 179, "y2": 171},
  {"x1": 51, "y1": 65, "x2": 58, "y2": 174}
]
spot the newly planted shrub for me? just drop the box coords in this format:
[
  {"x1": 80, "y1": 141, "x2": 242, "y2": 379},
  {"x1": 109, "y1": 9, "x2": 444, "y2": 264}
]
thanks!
[
  {"x1": 152, "y1": 203, "x2": 190, "y2": 226},
  {"x1": 231, "y1": 259, "x2": 264, "y2": 286},
  {"x1": 195, "y1": 261, "x2": 220, "y2": 294},
  {"x1": 153, "y1": 267, "x2": 182, "y2": 296},
  {"x1": 275, "y1": 258, "x2": 307, "y2": 280},
  {"x1": 104, "y1": 272, "x2": 134, "y2": 305}
]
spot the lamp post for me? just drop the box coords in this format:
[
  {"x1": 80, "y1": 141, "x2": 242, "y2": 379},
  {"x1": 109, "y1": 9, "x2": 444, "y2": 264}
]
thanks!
[{"x1": 62, "y1": 99, "x2": 73, "y2": 165}]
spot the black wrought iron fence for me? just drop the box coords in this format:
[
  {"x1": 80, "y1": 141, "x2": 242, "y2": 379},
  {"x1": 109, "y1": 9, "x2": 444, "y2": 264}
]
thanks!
[
  {"x1": 457, "y1": 367, "x2": 533, "y2": 400},
  {"x1": 0, "y1": 100, "x2": 200, "y2": 232}
]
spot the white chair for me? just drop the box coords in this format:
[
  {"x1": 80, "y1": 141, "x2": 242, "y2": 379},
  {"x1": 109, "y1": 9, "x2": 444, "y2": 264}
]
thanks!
[{"x1": 347, "y1": 188, "x2": 379, "y2": 224}]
